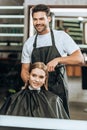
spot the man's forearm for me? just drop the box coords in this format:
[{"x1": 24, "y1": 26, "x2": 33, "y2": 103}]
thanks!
[
  {"x1": 58, "y1": 50, "x2": 84, "y2": 65},
  {"x1": 21, "y1": 71, "x2": 29, "y2": 83},
  {"x1": 58, "y1": 55, "x2": 84, "y2": 65}
]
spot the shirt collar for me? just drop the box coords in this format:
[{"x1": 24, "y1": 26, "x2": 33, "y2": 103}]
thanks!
[{"x1": 28, "y1": 85, "x2": 41, "y2": 90}]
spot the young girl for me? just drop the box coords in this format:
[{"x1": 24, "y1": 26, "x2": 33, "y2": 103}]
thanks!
[{"x1": 0, "y1": 62, "x2": 69, "y2": 119}]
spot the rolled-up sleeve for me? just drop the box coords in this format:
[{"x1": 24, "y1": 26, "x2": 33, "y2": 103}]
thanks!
[
  {"x1": 21, "y1": 39, "x2": 33, "y2": 63},
  {"x1": 62, "y1": 31, "x2": 80, "y2": 55}
]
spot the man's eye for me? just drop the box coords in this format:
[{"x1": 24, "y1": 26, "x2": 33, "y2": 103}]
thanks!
[
  {"x1": 33, "y1": 18, "x2": 36, "y2": 20},
  {"x1": 40, "y1": 18, "x2": 44, "y2": 20}
]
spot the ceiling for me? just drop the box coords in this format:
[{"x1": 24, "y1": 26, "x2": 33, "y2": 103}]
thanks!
[
  {"x1": 52, "y1": 0, "x2": 87, "y2": 5},
  {"x1": 51, "y1": 8, "x2": 87, "y2": 21},
  {"x1": 0, "y1": 0, "x2": 87, "y2": 6},
  {"x1": 24, "y1": 0, "x2": 87, "y2": 5}
]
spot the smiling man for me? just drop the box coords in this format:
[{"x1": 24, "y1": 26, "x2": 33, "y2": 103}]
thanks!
[{"x1": 21, "y1": 4, "x2": 84, "y2": 117}]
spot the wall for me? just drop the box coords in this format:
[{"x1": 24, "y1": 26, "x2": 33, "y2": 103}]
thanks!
[
  {"x1": 68, "y1": 77, "x2": 87, "y2": 103},
  {"x1": 0, "y1": 0, "x2": 24, "y2": 6},
  {"x1": 0, "y1": 0, "x2": 24, "y2": 58},
  {"x1": 24, "y1": 0, "x2": 87, "y2": 5}
]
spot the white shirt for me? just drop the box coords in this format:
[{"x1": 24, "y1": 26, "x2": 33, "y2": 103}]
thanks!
[
  {"x1": 28, "y1": 86, "x2": 41, "y2": 90},
  {"x1": 21, "y1": 30, "x2": 79, "y2": 63}
]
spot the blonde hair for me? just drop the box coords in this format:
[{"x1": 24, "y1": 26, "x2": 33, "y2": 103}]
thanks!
[{"x1": 29, "y1": 62, "x2": 48, "y2": 90}]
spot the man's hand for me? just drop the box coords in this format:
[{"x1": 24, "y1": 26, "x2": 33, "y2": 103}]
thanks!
[
  {"x1": 47, "y1": 58, "x2": 59, "y2": 72},
  {"x1": 21, "y1": 63, "x2": 30, "y2": 83}
]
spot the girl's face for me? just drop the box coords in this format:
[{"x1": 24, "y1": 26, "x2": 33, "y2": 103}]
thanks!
[{"x1": 29, "y1": 68, "x2": 46, "y2": 89}]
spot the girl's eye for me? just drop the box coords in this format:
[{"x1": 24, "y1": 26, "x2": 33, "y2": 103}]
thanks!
[
  {"x1": 32, "y1": 74, "x2": 36, "y2": 77},
  {"x1": 31, "y1": 73, "x2": 45, "y2": 79},
  {"x1": 39, "y1": 76, "x2": 44, "y2": 79}
]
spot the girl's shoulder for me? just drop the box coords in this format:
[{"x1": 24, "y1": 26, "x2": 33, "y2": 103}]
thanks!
[{"x1": 42, "y1": 90, "x2": 60, "y2": 101}]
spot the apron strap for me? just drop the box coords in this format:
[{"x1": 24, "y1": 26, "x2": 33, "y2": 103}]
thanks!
[
  {"x1": 50, "y1": 29, "x2": 56, "y2": 46},
  {"x1": 33, "y1": 34, "x2": 38, "y2": 48}
]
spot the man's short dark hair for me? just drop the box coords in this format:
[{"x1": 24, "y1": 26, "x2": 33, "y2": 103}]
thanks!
[{"x1": 32, "y1": 4, "x2": 50, "y2": 17}]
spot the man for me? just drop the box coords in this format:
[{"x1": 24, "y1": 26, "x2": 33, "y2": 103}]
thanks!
[{"x1": 21, "y1": 4, "x2": 84, "y2": 116}]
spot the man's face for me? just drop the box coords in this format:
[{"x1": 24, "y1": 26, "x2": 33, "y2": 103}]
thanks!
[{"x1": 32, "y1": 11, "x2": 51, "y2": 34}]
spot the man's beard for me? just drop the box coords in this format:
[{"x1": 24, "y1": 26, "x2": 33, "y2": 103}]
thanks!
[{"x1": 34, "y1": 24, "x2": 47, "y2": 34}]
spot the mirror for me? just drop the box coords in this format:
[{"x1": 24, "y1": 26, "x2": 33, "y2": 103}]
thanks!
[
  {"x1": 51, "y1": 8, "x2": 87, "y2": 44},
  {"x1": 84, "y1": 22, "x2": 87, "y2": 43},
  {"x1": 1, "y1": 5, "x2": 87, "y2": 123}
]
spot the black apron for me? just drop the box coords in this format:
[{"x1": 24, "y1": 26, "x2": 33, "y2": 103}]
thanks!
[{"x1": 31, "y1": 30, "x2": 70, "y2": 116}]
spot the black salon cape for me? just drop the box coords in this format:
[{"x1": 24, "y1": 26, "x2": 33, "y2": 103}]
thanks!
[{"x1": 0, "y1": 89, "x2": 69, "y2": 119}]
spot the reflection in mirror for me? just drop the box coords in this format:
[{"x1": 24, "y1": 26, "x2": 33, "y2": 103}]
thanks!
[
  {"x1": 55, "y1": 18, "x2": 83, "y2": 44},
  {"x1": 84, "y1": 22, "x2": 87, "y2": 44},
  {"x1": 50, "y1": 8, "x2": 87, "y2": 45},
  {"x1": 1, "y1": 6, "x2": 87, "y2": 123}
]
